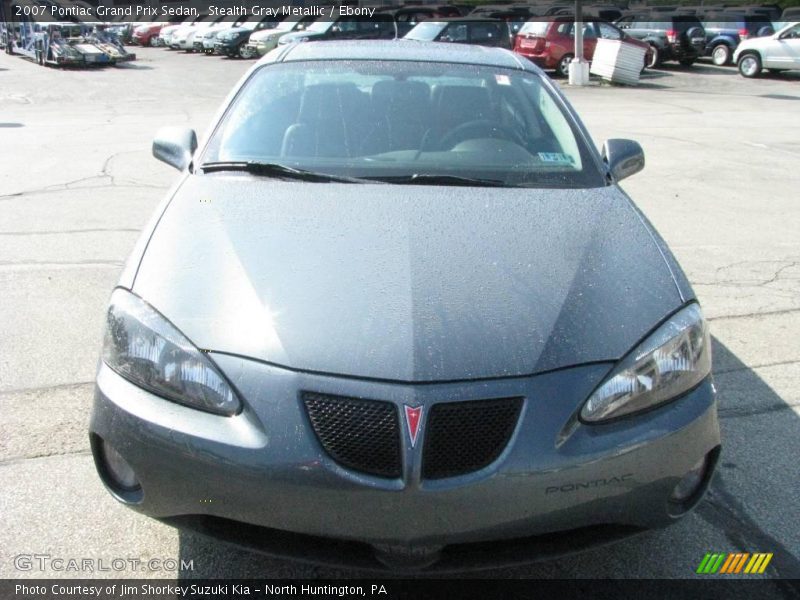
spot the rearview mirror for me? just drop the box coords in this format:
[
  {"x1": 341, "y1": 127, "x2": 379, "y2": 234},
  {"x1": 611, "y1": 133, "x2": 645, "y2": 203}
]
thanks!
[
  {"x1": 152, "y1": 127, "x2": 197, "y2": 171},
  {"x1": 602, "y1": 139, "x2": 644, "y2": 182}
]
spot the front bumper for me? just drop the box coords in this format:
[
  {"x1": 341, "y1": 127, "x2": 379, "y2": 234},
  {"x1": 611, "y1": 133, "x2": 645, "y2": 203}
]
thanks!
[
  {"x1": 215, "y1": 41, "x2": 241, "y2": 55},
  {"x1": 91, "y1": 355, "x2": 720, "y2": 567}
]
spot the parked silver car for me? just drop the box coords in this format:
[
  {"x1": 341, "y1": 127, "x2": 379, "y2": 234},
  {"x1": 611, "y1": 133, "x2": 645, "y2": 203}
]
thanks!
[{"x1": 735, "y1": 21, "x2": 800, "y2": 76}]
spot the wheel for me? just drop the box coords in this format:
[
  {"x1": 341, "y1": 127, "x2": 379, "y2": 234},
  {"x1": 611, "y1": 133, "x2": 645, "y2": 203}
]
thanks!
[
  {"x1": 711, "y1": 44, "x2": 731, "y2": 66},
  {"x1": 237, "y1": 43, "x2": 248, "y2": 59},
  {"x1": 679, "y1": 57, "x2": 696, "y2": 67},
  {"x1": 148, "y1": 36, "x2": 158, "y2": 47},
  {"x1": 647, "y1": 44, "x2": 662, "y2": 68},
  {"x1": 738, "y1": 52, "x2": 761, "y2": 78},
  {"x1": 555, "y1": 53, "x2": 573, "y2": 77}
]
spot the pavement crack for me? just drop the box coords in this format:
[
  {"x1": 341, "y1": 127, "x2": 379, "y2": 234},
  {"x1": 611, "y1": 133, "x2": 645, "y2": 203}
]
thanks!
[
  {"x1": 0, "y1": 148, "x2": 167, "y2": 200},
  {"x1": 0, "y1": 381, "x2": 94, "y2": 396},
  {"x1": 0, "y1": 449, "x2": 91, "y2": 467},
  {"x1": 707, "y1": 308, "x2": 800, "y2": 322},
  {"x1": 693, "y1": 260, "x2": 800, "y2": 288},
  {"x1": 715, "y1": 359, "x2": 800, "y2": 375},
  {"x1": 718, "y1": 403, "x2": 798, "y2": 419}
]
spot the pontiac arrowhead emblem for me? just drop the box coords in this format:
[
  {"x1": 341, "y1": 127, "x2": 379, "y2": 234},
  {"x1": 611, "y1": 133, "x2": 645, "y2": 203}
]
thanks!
[{"x1": 404, "y1": 405, "x2": 423, "y2": 448}]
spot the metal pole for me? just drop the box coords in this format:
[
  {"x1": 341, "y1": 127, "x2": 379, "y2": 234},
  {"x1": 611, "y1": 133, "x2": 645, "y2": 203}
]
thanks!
[
  {"x1": 574, "y1": 0, "x2": 583, "y2": 61},
  {"x1": 568, "y1": 0, "x2": 589, "y2": 85}
]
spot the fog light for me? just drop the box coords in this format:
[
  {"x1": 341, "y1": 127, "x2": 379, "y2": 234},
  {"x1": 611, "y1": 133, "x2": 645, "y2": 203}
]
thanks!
[
  {"x1": 670, "y1": 456, "x2": 707, "y2": 502},
  {"x1": 101, "y1": 441, "x2": 140, "y2": 491}
]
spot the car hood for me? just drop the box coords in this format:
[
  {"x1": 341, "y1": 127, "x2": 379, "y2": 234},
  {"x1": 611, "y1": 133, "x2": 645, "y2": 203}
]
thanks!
[{"x1": 132, "y1": 176, "x2": 684, "y2": 383}]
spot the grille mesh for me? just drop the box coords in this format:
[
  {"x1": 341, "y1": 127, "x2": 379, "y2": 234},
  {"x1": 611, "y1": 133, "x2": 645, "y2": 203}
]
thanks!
[
  {"x1": 303, "y1": 392, "x2": 402, "y2": 478},
  {"x1": 422, "y1": 397, "x2": 523, "y2": 480}
]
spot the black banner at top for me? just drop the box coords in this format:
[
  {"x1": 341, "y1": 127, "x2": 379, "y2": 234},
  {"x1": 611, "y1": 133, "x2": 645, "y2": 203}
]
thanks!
[{"x1": 1, "y1": 0, "x2": 796, "y2": 24}]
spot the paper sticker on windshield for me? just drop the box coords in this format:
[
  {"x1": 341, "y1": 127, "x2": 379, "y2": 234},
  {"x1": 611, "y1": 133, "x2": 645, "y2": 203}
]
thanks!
[
  {"x1": 495, "y1": 74, "x2": 511, "y2": 85},
  {"x1": 538, "y1": 152, "x2": 574, "y2": 164}
]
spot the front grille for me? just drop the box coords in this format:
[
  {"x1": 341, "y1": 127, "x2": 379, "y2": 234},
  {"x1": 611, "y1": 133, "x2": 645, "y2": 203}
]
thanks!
[
  {"x1": 422, "y1": 397, "x2": 523, "y2": 480},
  {"x1": 303, "y1": 392, "x2": 402, "y2": 478}
]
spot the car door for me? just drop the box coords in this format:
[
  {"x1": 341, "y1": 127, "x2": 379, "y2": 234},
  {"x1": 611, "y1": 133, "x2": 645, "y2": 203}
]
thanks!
[{"x1": 762, "y1": 23, "x2": 800, "y2": 68}]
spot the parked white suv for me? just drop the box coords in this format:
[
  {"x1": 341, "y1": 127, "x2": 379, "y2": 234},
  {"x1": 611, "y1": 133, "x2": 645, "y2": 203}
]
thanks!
[{"x1": 735, "y1": 21, "x2": 800, "y2": 77}]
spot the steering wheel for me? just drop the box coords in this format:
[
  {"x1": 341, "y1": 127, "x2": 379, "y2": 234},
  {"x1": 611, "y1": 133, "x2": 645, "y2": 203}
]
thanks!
[{"x1": 438, "y1": 119, "x2": 525, "y2": 150}]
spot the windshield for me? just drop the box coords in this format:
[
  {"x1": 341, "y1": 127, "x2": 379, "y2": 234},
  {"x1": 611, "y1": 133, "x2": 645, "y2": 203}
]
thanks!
[
  {"x1": 518, "y1": 21, "x2": 550, "y2": 36},
  {"x1": 405, "y1": 21, "x2": 448, "y2": 41},
  {"x1": 201, "y1": 60, "x2": 604, "y2": 188}
]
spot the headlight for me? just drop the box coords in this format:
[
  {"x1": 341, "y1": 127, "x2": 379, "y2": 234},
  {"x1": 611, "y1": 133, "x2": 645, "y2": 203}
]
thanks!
[
  {"x1": 102, "y1": 288, "x2": 240, "y2": 416},
  {"x1": 580, "y1": 304, "x2": 711, "y2": 423}
]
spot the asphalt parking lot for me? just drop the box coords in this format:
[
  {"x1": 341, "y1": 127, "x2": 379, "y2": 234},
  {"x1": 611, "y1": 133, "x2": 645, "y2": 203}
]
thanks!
[{"x1": 1, "y1": 46, "x2": 799, "y2": 583}]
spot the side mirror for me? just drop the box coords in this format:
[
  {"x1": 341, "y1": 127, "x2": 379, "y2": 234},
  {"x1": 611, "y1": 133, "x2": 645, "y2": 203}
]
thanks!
[
  {"x1": 152, "y1": 127, "x2": 197, "y2": 171},
  {"x1": 602, "y1": 138, "x2": 644, "y2": 182}
]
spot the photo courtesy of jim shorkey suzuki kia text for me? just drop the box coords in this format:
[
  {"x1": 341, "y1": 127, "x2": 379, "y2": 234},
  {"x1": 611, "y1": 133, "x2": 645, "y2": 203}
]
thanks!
[{"x1": 14, "y1": 584, "x2": 389, "y2": 596}]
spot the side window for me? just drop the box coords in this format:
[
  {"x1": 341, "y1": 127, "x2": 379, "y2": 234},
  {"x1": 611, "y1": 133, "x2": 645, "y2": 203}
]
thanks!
[
  {"x1": 556, "y1": 22, "x2": 573, "y2": 36},
  {"x1": 336, "y1": 21, "x2": 358, "y2": 33},
  {"x1": 598, "y1": 22, "x2": 622, "y2": 40},
  {"x1": 469, "y1": 23, "x2": 501, "y2": 44},
  {"x1": 616, "y1": 16, "x2": 633, "y2": 29},
  {"x1": 441, "y1": 23, "x2": 468, "y2": 42},
  {"x1": 782, "y1": 24, "x2": 800, "y2": 39},
  {"x1": 582, "y1": 23, "x2": 598, "y2": 39}
]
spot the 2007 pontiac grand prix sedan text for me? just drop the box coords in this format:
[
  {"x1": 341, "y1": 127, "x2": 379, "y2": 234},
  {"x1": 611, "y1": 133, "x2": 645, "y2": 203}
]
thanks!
[{"x1": 90, "y1": 40, "x2": 720, "y2": 571}]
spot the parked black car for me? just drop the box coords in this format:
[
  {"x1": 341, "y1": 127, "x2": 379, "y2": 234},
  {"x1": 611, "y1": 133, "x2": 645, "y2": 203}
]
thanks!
[
  {"x1": 701, "y1": 13, "x2": 774, "y2": 65},
  {"x1": 278, "y1": 16, "x2": 397, "y2": 45},
  {"x1": 616, "y1": 14, "x2": 706, "y2": 67},
  {"x1": 383, "y1": 7, "x2": 440, "y2": 37},
  {"x1": 404, "y1": 17, "x2": 512, "y2": 49}
]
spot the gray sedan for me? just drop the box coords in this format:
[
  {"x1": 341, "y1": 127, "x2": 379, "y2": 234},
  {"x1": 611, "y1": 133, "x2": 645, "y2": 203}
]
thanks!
[{"x1": 90, "y1": 40, "x2": 720, "y2": 571}]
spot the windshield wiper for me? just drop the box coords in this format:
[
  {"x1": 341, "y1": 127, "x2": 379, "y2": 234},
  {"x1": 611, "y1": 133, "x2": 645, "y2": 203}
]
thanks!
[
  {"x1": 366, "y1": 174, "x2": 508, "y2": 187},
  {"x1": 199, "y1": 161, "x2": 368, "y2": 184}
]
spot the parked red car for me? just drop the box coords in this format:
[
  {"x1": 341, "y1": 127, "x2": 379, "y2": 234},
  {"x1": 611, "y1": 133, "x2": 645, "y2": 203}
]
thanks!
[
  {"x1": 132, "y1": 23, "x2": 164, "y2": 47},
  {"x1": 514, "y1": 18, "x2": 653, "y2": 76}
]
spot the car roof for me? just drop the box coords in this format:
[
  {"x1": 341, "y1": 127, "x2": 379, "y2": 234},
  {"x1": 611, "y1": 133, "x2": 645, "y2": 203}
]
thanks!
[{"x1": 273, "y1": 40, "x2": 527, "y2": 70}]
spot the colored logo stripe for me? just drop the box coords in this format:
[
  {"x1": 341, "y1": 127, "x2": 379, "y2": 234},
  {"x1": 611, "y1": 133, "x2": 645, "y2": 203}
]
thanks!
[{"x1": 698, "y1": 552, "x2": 773, "y2": 575}]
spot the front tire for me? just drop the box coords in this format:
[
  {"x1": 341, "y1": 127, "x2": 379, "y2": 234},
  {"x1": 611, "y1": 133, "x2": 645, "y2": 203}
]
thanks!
[
  {"x1": 738, "y1": 52, "x2": 761, "y2": 78},
  {"x1": 556, "y1": 53, "x2": 573, "y2": 77},
  {"x1": 148, "y1": 36, "x2": 158, "y2": 48},
  {"x1": 711, "y1": 44, "x2": 731, "y2": 66}
]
